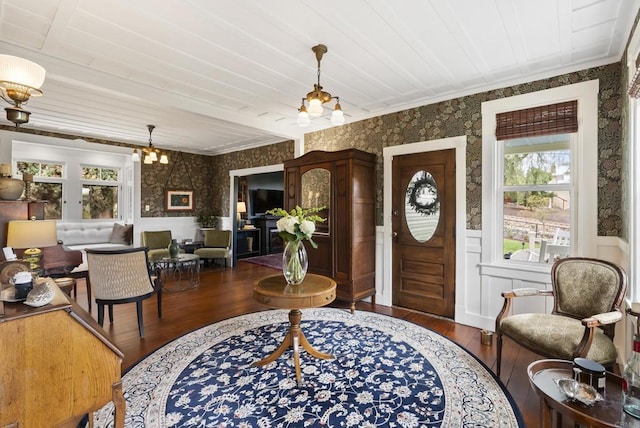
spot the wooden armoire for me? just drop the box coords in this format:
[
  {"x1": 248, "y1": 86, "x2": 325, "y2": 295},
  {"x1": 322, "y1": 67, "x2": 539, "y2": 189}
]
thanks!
[{"x1": 284, "y1": 149, "x2": 376, "y2": 312}]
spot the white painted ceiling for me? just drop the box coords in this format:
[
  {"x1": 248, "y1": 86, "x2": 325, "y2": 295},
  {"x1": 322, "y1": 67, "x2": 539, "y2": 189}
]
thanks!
[{"x1": 0, "y1": 0, "x2": 637, "y2": 155}]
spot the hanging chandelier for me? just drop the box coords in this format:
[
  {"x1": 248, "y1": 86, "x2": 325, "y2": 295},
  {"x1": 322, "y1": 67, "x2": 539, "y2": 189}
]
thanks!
[
  {"x1": 0, "y1": 55, "x2": 46, "y2": 126},
  {"x1": 132, "y1": 125, "x2": 168, "y2": 164},
  {"x1": 297, "y1": 44, "x2": 344, "y2": 127}
]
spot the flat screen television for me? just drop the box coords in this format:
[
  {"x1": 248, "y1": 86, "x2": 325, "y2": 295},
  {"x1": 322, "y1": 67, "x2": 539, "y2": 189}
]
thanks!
[{"x1": 251, "y1": 189, "x2": 284, "y2": 216}]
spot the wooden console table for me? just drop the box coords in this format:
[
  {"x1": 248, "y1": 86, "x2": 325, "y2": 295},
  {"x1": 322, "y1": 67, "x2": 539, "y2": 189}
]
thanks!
[
  {"x1": 252, "y1": 274, "x2": 336, "y2": 386},
  {"x1": 0, "y1": 280, "x2": 125, "y2": 427}
]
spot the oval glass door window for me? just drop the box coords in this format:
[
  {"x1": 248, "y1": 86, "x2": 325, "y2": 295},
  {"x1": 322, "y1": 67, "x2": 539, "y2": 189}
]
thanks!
[{"x1": 405, "y1": 170, "x2": 440, "y2": 242}]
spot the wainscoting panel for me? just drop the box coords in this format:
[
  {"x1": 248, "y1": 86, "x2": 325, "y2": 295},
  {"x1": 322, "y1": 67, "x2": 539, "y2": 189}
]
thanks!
[{"x1": 376, "y1": 227, "x2": 629, "y2": 334}]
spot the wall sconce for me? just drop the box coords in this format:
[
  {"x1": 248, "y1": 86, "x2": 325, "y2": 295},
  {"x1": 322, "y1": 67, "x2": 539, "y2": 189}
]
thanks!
[
  {"x1": 0, "y1": 55, "x2": 46, "y2": 126},
  {"x1": 297, "y1": 44, "x2": 345, "y2": 127},
  {"x1": 132, "y1": 125, "x2": 169, "y2": 164}
]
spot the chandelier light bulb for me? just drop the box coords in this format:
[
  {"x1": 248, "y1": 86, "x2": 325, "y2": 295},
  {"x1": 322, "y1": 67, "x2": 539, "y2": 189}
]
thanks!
[
  {"x1": 297, "y1": 111, "x2": 310, "y2": 126},
  {"x1": 308, "y1": 98, "x2": 323, "y2": 117},
  {"x1": 159, "y1": 154, "x2": 169, "y2": 164},
  {"x1": 331, "y1": 109, "x2": 345, "y2": 125},
  {"x1": 149, "y1": 151, "x2": 158, "y2": 162},
  {"x1": 143, "y1": 155, "x2": 153, "y2": 164},
  {"x1": 131, "y1": 149, "x2": 140, "y2": 162}
]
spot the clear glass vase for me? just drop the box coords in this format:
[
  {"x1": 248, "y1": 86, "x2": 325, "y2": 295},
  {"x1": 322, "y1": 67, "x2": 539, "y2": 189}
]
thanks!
[{"x1": 282, "y1": 240, "x2": 308, "y2": 285}]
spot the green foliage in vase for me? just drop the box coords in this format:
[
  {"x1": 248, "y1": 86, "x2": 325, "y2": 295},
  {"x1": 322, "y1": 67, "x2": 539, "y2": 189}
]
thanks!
[
  {"x1": 196, "y1": 212, "x2": 218, "y2": 228},
  {"x1": 266, "y1": 205, "x2": 326, "y2": 249}
]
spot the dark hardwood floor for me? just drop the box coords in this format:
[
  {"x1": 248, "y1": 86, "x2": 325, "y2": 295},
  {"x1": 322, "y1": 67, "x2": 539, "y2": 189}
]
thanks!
[{"x1": 69, "y1": 261, "x2": 580, "y2": 427}]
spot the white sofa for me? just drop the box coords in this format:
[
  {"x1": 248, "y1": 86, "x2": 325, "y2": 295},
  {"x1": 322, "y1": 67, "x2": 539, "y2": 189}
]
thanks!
[{"x1": 56, "y1": 222, "x2": 132, "y2": 273}]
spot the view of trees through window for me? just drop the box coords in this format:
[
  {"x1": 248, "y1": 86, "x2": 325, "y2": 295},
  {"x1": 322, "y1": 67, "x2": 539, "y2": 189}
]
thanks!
[
  {"x1": 18, "y1": 161, "x2": 63, "y2": 219},
  {"x1": 16, "y1": 161, "x2": 121, "y2": 220},
  {"x1": 502, "y1": 134, "x2": 572, "y2": 262},
  {"x1": 81, "y1": 166, "x2": 119, "y2": 219}
]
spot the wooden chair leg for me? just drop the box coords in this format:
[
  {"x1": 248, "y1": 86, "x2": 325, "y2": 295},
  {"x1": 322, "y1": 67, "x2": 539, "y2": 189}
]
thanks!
[
  {"x1": 136, "y1": 300, "x2": 144, "y2": 338},
  {"x1": 157, "y1": 290, "x2": 162, "y2": 319},
  {"x1": 108, "y1": 304, "x2": 114, "y2": 323},
  {"x1": 97, "y1": 304, "x2": 104, "y2": 327},
  {"x1": 86, "y1": 275, "x2": 92, "y2": 312}
]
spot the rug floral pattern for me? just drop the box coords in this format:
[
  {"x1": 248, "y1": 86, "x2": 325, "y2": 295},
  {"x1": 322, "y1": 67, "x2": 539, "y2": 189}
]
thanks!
[{"x1": 93, "y1": 308, "x2": 522, "y2": 427}]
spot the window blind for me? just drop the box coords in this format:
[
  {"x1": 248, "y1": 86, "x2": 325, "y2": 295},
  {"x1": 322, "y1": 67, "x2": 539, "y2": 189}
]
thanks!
[{"x1": 495, "y1": 100, "x2": 578, "y2": 140}]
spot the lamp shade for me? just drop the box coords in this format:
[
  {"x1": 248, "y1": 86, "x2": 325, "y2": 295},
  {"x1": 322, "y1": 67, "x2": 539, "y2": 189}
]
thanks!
[
  {"x1": 6, "y1": 220, "x2": 58, "y2": 249},
  {"x1": 237, "y1": 201, "x2": 247, "y2": 214},
  {"x1": 0, "y1": 55, "x2": 46, "y2": 89}
]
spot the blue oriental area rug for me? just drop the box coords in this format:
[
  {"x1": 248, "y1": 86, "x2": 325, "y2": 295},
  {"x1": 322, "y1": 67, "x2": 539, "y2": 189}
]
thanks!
[{"x1": 93, "y1": 308, "x2": 523, "y2": 427}]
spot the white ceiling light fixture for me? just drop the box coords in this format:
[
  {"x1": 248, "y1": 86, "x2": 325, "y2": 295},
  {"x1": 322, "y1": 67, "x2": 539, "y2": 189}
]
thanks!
[
  {"x1": 297, "y1": 44, "x2": 345, "y2": 127},
  {"x1": 0, "y1": 55, "x2": 46, "y2": 126},
  {"x1": 132, "y1": 125, "x2": 168, "y2": 164}
]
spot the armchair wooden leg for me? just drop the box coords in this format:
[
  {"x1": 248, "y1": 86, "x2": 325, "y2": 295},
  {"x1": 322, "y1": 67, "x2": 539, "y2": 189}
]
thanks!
[
  {"x1": 136, "y1": 300, "x2": 145, "y2": 338},
  {"x1": 108, "y1": 304, "x2": 114, "y2": 323},
  {"x1": 496, "y1": 332, "x2": 503, "y2": 376}
]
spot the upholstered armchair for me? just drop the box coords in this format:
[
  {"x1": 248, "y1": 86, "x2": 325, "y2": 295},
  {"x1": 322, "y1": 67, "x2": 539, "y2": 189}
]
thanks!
[
  {"x1": 141, "y1": 230, "x2": 183, "y2": 260},
  {"x1": 495, "y1": 257, "x2": 627, "y2": 376},
  {"x1": 194, "y1": 230, "x2": 232, "y2": 267},
  {"x1": 86, "y1": 247, "x2": 163, "y2": 338}
]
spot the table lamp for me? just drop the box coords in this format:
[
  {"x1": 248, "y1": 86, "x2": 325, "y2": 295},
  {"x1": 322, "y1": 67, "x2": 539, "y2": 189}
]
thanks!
[
  {"x1": 6, "y1": 219, "x2": 58, "y2": 275},
  {"x1": 237, "y1": 201, "x2": 247, "y2": 228}
]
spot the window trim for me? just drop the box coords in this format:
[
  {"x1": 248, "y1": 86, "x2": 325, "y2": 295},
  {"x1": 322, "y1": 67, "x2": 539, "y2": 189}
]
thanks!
[{"x1": 481, "y1": 80, "x2": 599, "y2": 268}]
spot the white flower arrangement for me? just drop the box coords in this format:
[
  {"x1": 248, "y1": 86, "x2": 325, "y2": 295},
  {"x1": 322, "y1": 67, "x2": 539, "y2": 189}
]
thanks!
[{"x1": 266, "y1": 206, "x2": 326, "y2": 248}]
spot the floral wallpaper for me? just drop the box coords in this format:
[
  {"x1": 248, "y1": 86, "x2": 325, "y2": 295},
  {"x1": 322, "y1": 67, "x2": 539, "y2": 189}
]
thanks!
[
  {"x1": 618, "y1": 11, "x2": 640, "y2": 243},
  {"x1": 140, "y1": 150, "x2": 215, "y2": 218},
  {"x1": 305, "y1": 63, "x2": 623, "y2": 236},
  {"x1": 2, "y1": 63, "x2": 625, "y2": 238},
  {"x1": 620, "y1": 51, "x2": 630, "y2": 243},
  {"x1": 208, "y1": 141, "x2": 295, "y2": 217}
]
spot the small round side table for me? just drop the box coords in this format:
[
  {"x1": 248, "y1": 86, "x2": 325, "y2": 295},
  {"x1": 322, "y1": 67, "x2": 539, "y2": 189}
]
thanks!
[{"x1": 253, "y1": 274, "x2": 336, "y2": 386}]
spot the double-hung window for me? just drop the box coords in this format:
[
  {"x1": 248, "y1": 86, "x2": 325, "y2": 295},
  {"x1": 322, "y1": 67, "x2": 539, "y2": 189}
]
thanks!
[
  {"x1": 481, "y1": 80, "x2": 599, "y2": 268},
  {"x1": 81, "y1": 166, "x2": 120, "y2": 220},
  {"x1": 17, "y1": 160, "x2": 64, "y2": 220},
  {"x1": 500, "y1": 133, "x2": 573, "y2": 263}
]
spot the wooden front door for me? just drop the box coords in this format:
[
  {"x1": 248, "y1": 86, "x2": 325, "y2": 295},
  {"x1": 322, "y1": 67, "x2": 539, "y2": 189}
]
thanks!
[{"x1": 392, "y1": 149, "x2": 456, "y2": 318}]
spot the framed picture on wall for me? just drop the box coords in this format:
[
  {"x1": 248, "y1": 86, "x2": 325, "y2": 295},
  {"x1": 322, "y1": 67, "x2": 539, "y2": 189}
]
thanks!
[{"x1": 166, "y1": 190, "x2": 194, "y2": 211}]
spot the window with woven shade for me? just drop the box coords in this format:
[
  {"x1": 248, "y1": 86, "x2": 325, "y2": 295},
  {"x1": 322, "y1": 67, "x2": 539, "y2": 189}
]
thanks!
[
  {"x1": 495, "y1": 100, "x2": 578, "y2": 141},
  {"x1": 494, "y1": 100, "x2": 578, "y2": 264}
]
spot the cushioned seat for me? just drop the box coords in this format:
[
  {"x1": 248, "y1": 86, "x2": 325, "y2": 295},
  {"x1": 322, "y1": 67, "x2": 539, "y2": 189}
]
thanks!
[
  {"x1": 500, "y1": 313, "x2": 618, "y2": 364},
  {"x1": 495, "y1": 257, "x2": 627, "y2": 376},
  {"x1": 141, "y1": 230, "x2": 183, "y2": 260},
  {"x1": 194, "y1": 230, "x2": 231, "y2": 267}
]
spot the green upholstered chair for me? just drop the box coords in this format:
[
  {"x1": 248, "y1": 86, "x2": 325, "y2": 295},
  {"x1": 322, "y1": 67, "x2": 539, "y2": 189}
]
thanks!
[
  {"x1": 141, "y1": 230, "x2": 183, "y2": 260},
  {"x1": 495, "y1": 257, "x2": 627, "y2": 376},
  {"x1": 194, "y1": 230, "x2": 232, "y2": 267}
]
